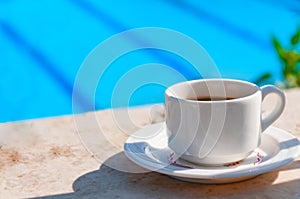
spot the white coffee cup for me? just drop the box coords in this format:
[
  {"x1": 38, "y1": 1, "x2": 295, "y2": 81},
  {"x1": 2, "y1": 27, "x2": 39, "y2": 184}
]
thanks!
[{"x1": 165, "y1": 79, "x2": 286, "y2": 165}]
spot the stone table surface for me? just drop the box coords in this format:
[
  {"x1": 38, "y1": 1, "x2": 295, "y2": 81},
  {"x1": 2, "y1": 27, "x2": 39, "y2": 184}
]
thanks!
[{"x1": 0, "y1": 89, "x2": 300, "y2": 199}]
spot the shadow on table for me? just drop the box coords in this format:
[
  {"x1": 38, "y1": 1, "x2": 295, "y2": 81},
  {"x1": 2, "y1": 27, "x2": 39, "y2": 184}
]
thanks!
[{"x1": 32, "y1": 152, "x2": 300, "y2": 199}]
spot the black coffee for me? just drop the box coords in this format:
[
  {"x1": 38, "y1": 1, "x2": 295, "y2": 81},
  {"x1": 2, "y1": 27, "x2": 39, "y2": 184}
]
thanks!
[{"x1": 190, "y1": 97, "x2": 236, "y2": 101}]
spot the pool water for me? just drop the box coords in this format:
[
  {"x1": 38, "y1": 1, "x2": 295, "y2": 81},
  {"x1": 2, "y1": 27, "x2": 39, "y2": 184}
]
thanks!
[{"x1": 0, "y1": 0, "x2": 299, "y2": 122}]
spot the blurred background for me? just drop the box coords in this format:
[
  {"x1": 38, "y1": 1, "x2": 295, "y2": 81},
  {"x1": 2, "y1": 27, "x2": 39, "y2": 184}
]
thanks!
[{"x1": 0, "y1": 0, "x2": 299, "y2": 123}]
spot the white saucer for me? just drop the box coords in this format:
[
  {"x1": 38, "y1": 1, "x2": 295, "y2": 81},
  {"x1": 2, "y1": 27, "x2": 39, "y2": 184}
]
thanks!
[{"x1": 124, "y1": 123, "x2": 300, "y2": 184}]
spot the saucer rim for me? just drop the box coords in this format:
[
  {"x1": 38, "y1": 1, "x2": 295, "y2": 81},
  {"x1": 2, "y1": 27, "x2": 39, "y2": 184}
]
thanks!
[{"x1": 124, "y1": 123, "x2": 300, "y2": 180}]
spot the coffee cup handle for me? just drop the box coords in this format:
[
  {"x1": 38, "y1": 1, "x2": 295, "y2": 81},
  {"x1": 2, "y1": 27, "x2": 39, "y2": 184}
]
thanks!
[{"x1": 261, "y1": 85, "x2": 286, "y2": 132}]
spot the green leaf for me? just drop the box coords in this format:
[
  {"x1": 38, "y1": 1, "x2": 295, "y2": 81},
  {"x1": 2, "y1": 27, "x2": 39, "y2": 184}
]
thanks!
[
  {"x1": 291, "y1": 28, "x2": 300, "y2": 45},
  {"x1": 253, "y1": 72, "x2": 272, "y2": 85},
  {"x1": 272, "y1": 36, "x2": 285, "y2": 59},
  {"x1": 272, "y1": 36, "x2": 282, "y2": 52}
]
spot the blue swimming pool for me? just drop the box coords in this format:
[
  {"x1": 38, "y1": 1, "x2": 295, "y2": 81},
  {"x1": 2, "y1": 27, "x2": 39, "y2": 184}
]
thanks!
[{"x1": 0, "y1": 0, "x2": 299, "y2": 122}]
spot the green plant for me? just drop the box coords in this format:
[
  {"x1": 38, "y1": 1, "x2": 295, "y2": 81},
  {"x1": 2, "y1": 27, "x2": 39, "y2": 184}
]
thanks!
[
  {"x1": 254, "y1": 27, "x2": 300, "y2": 88},
  {"x1": 273, "y1": 27, "x2": 300, "y2": 88}
]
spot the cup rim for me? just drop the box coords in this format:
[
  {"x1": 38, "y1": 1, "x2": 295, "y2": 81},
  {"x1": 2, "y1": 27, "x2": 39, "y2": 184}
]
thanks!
[{"x1": 165, "y1": 78, "x2": 260, "y2": 103}]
